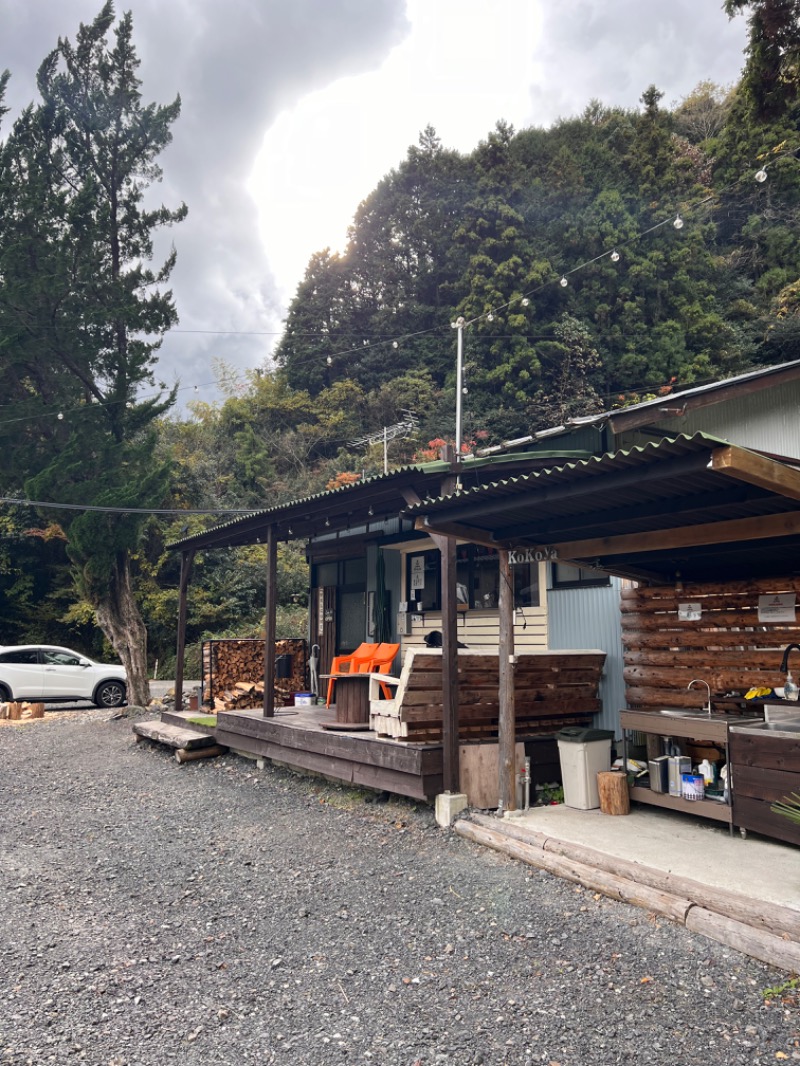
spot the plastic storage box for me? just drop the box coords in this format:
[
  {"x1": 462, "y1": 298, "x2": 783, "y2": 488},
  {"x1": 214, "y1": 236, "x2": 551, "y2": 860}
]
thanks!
[{"x1": 556, "y1": 727, "x2": 615, "y2": 810}]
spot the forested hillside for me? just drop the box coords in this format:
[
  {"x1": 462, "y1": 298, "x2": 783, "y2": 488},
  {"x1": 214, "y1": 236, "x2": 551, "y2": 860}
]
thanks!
[{"x1": 276, "y1": 79, "x2": 800, "y2": 443}]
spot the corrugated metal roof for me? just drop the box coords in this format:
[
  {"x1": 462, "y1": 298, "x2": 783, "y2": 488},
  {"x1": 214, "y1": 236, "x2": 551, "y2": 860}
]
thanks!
[
  {"x1": 408, "y1": 433, "x2": 800, "y2": 584},
  {"x1": 167, "y1": 448, "x2": 594, "y2": 552}
]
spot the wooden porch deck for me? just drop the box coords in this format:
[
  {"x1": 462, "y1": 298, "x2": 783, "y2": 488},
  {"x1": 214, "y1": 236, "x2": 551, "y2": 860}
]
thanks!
[{"x1": 163, "y1": 704, "x2": 444, "y2": 801}]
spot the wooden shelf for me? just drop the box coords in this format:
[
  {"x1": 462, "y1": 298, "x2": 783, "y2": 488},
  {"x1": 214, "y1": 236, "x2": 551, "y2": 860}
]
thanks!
[{"x1": 629, "y1": 785, "x2": 732, "y2": 824}]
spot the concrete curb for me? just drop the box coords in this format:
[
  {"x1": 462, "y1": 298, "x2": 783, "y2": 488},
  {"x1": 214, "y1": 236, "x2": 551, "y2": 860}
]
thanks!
[{"x1": 456, "y1": 813, "x2": 800, "y2": 973}]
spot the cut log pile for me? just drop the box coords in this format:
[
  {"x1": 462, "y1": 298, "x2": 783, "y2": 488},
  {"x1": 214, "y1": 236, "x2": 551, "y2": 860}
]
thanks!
[
  {"x1": 0, "y1": 702, "x2": 45, "y2": 721},
  {"x1": 202, "y1": 638, "x2": 306, "y2": 710},
  {"x1": 371, "y1": 649, "x2": 605, "y2": 742},
  {"x1": 621, "y1": 577, "x2": 800, "y2": 711}
]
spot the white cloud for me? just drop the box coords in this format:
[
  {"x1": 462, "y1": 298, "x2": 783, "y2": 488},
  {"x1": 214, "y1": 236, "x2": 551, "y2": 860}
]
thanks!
[{"x1": 251, "y1": 0, "x2": 544, "y2": 303}]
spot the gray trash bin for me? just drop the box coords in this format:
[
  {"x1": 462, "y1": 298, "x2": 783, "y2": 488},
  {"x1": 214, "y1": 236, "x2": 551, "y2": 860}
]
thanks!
[{"x1": 556, "y1": 727, "x2": 615, "y2": 810}]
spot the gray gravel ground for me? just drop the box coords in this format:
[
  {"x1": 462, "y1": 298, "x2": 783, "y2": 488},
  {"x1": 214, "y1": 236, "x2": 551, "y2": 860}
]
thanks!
[{"x1": 1, "y1": 709, "x2": 798, "y2": 1066}]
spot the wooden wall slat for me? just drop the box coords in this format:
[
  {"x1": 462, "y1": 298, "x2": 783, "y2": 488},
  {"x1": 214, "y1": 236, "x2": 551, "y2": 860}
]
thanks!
[{"x1": 622, "y1": 578, "x2": 800, "y2": 712}]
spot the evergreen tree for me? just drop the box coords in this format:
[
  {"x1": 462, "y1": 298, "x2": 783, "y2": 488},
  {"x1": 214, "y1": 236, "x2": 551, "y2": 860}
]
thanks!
[{"x1": 0, "y1": 4, "x2": 186, "y2": 704}]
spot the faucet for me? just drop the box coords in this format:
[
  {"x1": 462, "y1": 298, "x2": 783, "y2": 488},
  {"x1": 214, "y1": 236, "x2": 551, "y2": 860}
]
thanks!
[
  {"x1": 779, "y1": 644, "x2": 800, "y2": 673},
  {"x1": 688, "y1": 679, "x2": 712, "y2": 716}
]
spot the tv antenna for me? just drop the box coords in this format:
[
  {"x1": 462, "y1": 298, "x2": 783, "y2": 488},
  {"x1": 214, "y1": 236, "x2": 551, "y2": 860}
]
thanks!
[{"x1": 349, "y1": 411, "x2": 419, "y2": 474}]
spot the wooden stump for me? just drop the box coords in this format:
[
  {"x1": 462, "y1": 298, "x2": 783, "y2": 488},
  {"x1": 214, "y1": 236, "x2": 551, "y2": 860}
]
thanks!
[
  {"x1": 7, "y1": 702, "x2": 22, "y2": 721},
  {"x1": 597, "y1": 771, "x2": 630, "y2": 816}
]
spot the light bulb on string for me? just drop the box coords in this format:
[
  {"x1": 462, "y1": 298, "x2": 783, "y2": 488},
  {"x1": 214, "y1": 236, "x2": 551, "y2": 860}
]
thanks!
[
  {"x1": 326, "y1": 356, "x2": 332, "y2": 365},
  {"x1": 521, "y1": 297, "x2": 529, "y2": 307},
  {"x1": 560, "y1": 276, "x2": 568, "y2": 287},
  {"x1": 610, "y1": 250, "x2": 620, "y2": 263},
  {"x1": 392, "y1": 341, "x2": 399, "y2": 349},
  {"x1": 57, "y1": 412, "x2": 64, "y2": 420},
  {"x1": 673, "y1": 214, "x2": 684, "y2": 230},
  {"x1": 487, "y1": 312, "x2": 494, "y2": 322},
  {"x1": 755, "y1": 168, "x2": 768, "y2": 183}
]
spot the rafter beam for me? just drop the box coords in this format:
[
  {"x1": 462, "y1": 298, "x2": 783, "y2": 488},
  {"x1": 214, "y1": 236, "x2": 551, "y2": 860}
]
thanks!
[
  {"x1": 550, "y1": 510, "x2": 800, "y2": 562},
  {"x1": 415, "y1": 517, "x2": 500, "y2": 551},
  {"x1": 709, "y1": 445, "x2": 800, "y2": 502}
]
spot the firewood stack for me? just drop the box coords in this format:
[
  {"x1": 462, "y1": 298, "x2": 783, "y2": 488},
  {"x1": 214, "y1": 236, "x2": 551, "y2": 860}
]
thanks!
[
  {"x1": 0, "y1": 702, "x2": 45, "y2": 721},
  {"x1": 202, "y1": 638, "x2": 307, "y2": 710}
]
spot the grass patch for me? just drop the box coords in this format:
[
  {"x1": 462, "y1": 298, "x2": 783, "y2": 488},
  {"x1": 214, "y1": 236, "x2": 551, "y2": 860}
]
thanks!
[{"x1": 186, "y1": 715, "x2": 217, "y2": 728}]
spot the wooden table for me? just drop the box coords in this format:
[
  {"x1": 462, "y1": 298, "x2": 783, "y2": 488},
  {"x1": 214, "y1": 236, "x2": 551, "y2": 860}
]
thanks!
[{"x1": 320, "y1": 673, "x2": 371, "y2": 725}]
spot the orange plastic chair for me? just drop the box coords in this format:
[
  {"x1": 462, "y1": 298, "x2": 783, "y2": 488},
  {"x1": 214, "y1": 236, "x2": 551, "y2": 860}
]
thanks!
[
  {"x1": 359, "y1": 642, "x2": 400, "y2": 700},
  {"x1": 326, "y1": 642, "x2": 378, "y2": 707}
]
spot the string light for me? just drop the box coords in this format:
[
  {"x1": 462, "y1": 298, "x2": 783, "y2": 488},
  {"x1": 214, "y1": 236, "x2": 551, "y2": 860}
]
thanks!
[
  {"x1": 610, "y1": 250, "x2": 620, "y2": 263},
  {"x1": 560, "y1": 276, "x2": 568, "y2": 287},
  {"x1": 755, "y1": 168, "x2": 768, "y2": 183},
  {"x1": 487, "y1": 312, "x2": 494, "y2": 321},
  {"x1": 57, "y1": 412, "x2": 64, "y2": 420},
  {"x1": 392, "y1": 341, "x2": 399, "y2": 349},
  {"x1": 521, "y1": 297, "x2": 529, "y2": 307},
  {"x1": 673, "y1": 214, "x2": 684, "y2": 230}
]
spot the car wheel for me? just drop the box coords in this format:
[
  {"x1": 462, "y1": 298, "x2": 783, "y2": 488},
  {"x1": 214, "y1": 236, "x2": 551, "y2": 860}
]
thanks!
[
  {"x1": 0, "y1": 684, "x2": 11, "y2": 703},
  {"x1": 95, "y1": 681, "x2": 126, "y2": 708}
]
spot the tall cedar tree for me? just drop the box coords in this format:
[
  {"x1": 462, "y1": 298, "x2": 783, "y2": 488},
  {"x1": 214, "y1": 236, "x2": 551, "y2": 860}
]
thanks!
[{"x1": 0, "y1": 3, "x2": 186, "y2": 705}]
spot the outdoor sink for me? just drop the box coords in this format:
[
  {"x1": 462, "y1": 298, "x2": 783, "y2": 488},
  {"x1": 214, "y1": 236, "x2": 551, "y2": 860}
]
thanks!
[
  {"x1": 658, "y1": 708, "x2": 712, "y2": 718},
  {"x1": 731, "y1": 720, "x2": 800, "y2": 738}
]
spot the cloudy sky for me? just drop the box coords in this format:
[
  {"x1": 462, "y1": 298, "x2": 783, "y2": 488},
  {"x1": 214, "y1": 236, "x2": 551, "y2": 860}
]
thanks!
[{"x1": 1, "y1": 0, "x2": 748, "y2": 404}]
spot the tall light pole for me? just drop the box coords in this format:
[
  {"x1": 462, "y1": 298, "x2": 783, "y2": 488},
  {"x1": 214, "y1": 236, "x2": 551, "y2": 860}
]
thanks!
[{"x1": 452, "y1": 315, "x2": 466, "y2": 462}]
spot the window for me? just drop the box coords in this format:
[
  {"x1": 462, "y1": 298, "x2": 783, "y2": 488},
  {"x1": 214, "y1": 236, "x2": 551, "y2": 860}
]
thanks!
[
  {"x1": 552, "y1": 562, "x2": 610, "y2": 589},
  {"x1": 408, "y1": 549, "x2": 441, "y2": 611},
  {"x1": 43, "y1": 649, "x2": 83, "y2": 666},
  {"x1": 407, "y1": 547, "x2": 540, "y2": 610},
  {"x1": 0, "y1": 649, "x2": 39, "y2": 664}
]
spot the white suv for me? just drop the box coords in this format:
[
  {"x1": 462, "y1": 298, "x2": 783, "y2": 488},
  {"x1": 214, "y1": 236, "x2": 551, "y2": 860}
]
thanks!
[{"x1": 0, "y1": 645, "x2": 127, "y2": 708}]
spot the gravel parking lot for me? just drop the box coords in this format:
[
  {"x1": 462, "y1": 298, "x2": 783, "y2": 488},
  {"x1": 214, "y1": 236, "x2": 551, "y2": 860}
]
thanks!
[{"x1": 0, "y1": 710, "x2": 797, "y2": 1065}]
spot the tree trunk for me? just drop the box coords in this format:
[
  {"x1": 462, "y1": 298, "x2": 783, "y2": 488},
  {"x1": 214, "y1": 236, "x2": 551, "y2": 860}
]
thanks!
[{"x1": 93, "y1": 552, "x2": 151, "y2": 708}]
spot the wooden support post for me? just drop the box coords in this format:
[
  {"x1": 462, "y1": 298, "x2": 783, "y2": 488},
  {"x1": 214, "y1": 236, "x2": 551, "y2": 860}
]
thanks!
[
  {"x1": 434, "y1": 450, "x2": 460, "y2": 794},
  {"x1": 498, "y1": 548, "x2": 516, "y2": 811},
  {"x1": 440, "y1": 533, "x2": 459, "y2": 792},
  {"x1": 263, "y1": 523, "x2": 277, "y2": 718},
  {"x1": 174, "y1": 549, "x2": 195, "y2": 712}
]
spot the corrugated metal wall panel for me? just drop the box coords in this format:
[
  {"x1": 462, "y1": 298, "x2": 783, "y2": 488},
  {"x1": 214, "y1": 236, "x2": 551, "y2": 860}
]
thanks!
[
  {"x1": 548, "y1": 581, "x2": 626, "y2": 736},
  {"x1": 627, "y1": 381, "x2": 800, "y2": 459}
]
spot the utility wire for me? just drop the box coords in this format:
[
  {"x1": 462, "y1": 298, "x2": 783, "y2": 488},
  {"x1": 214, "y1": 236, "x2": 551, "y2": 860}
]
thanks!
[{"x1": 0, "y1": 496, "x2": 255, "y2": 516}]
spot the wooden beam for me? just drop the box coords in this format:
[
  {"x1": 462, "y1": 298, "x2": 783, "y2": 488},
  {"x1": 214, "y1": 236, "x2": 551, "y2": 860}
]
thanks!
[
  {"x1": 439, "y1": 534, "x2": 459, "y2": 792},
  {"x1": 263, "y1": 524, "x2": 277, "y2": 718},
  {"x1": 709, "y1": 445, "x2": 800, "y2": 502},
  {"x1": 415, "y1": 516, "x2": 500, "y2": 550},
  {"x1": 550, "y1": 509, "x2": 800, "y2": 562},
  {"x1": 498, "y1": 549, "x2": 516, "y2": 812},
  {"x1": 173, "y1": 549, "x2": 195, "y2": 711},
  {"x1": 435, "y1": 455, "x2": 460, "y2": 794}
]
